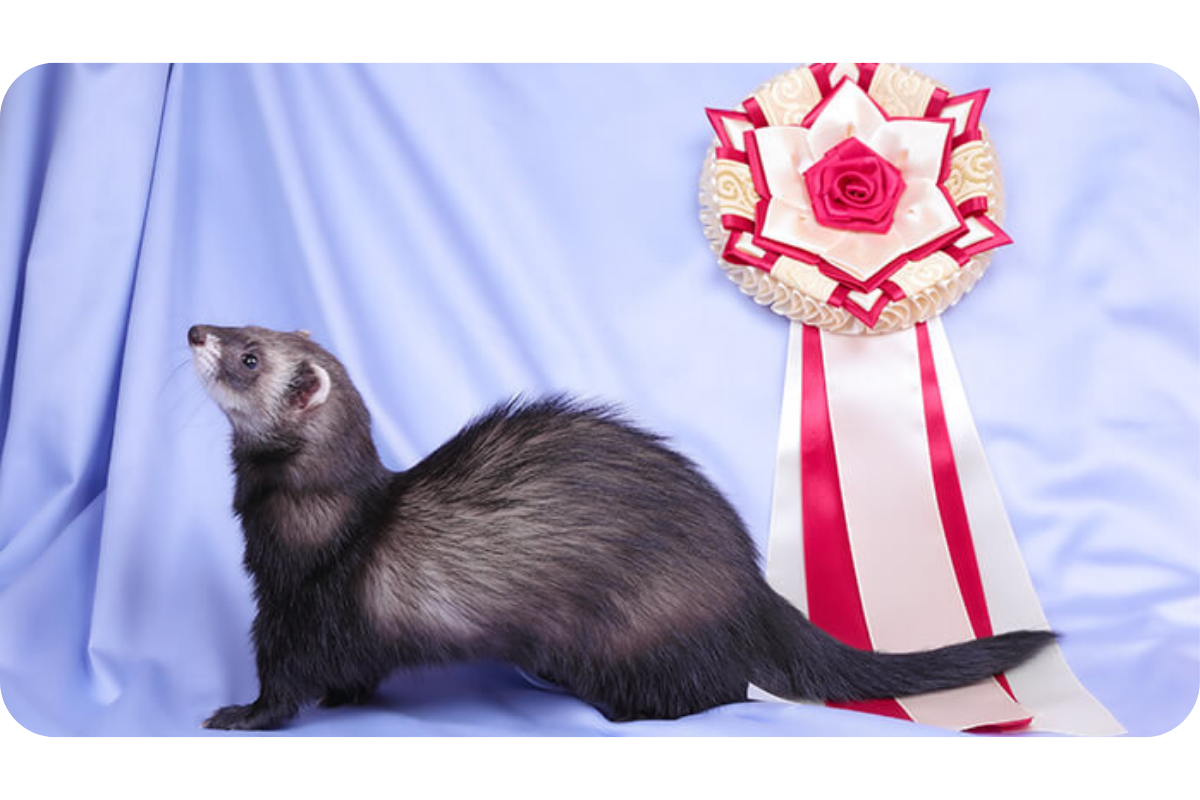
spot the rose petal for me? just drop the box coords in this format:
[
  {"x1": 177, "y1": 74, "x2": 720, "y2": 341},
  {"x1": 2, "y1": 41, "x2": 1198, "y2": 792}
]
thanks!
[
  {"x1": 806, "y1": 82, "x2": 888, "y2": 159},
  {"x1": 752, "y1": 127, "x2": 818, "y2": 208},
  {"x1": 760, "y1": 196, "x2": 843, "y2": 256},
  {"x1": 868, "y1": 119, "x2": 952, "y2": 184},
  {"x1": 822, "y1": 228, "x2": 911, "y2": 281},
  {"x1": 889, "y1": 178, "x2": 964, "y2": 253}
]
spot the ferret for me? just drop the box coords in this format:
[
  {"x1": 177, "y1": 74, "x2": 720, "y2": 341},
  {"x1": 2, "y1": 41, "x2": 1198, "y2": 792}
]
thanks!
[{"x1": 188, "y1": 323, "x2": 1055, "y2": 730}]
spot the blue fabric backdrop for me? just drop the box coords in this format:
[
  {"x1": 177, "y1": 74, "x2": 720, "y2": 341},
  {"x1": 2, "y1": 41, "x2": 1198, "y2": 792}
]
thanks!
[{"x1": 0, "y1": 63, "x2": 1195, "y2": 736}]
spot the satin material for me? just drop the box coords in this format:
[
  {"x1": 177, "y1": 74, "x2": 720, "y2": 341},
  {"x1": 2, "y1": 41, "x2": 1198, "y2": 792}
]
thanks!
[
  {"x1": 925, "y1": 320, "x2": 1125, "y2": 735},
  {"x1": 821, "y1": 324, "x2": 1030, "y2": 730},
  {"x1": 753, "y1": 80, "x2": 963, "y2": 282},
  {"x1": 800, "y1": 324, "x2": 919, "y2": 723},
  {"x1": 916, "y1": 322, "x2": 995, "y2": 645},
  {"x1": 759, "y1": 319, "x2": 1124, "y2": 733},
  {"x1": 0, "y1": 64, "x2": 1195, "y2": 736}
]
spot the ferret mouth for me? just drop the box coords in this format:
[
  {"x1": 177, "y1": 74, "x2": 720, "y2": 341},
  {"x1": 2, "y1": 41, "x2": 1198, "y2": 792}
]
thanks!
[{"x1": 191, "y1": 336, "x2": 222, "y2": 386}]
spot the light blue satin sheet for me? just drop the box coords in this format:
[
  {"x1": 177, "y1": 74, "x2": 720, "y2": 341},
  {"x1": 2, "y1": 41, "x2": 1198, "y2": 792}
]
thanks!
[{"x1": 0, "y1": 64, "x2": 1195, "y2": 736}]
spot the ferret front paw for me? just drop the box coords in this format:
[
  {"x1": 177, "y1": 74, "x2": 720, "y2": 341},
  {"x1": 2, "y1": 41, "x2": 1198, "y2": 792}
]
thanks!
[{"x1": 202, "y1": 702, "x2": 290, "y2": 731}]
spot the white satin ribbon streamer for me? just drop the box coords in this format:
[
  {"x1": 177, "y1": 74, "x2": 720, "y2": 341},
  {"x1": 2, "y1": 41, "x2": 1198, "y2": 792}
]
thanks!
[
  {"x1": 751, "y1": 319, "x2": 1125, "y2": 735},
  {"x1": 925, "y1": 320, "x2": 1124, "y2": 735}
]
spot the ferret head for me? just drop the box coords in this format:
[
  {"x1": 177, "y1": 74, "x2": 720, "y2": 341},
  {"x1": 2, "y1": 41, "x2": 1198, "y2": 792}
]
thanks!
[{"x1": 188, "y1": 324, "x2": 355, "y2": 450}]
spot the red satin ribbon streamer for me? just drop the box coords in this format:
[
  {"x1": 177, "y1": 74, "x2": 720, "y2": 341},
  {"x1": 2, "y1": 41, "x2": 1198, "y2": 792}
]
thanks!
[
  {"x1": 800, "y1": 322, "x2": 1021, "y2": 726},
  {"x1": 915, "y1": 322, "x2": 1020, "y2": 707},
  {"x1": 800, "y1": 324, "x2": 909, "y2": 721}
]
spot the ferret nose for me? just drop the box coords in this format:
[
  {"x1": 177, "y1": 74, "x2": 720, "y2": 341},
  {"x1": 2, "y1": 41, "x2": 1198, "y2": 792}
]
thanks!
[{"x1": 188, "y1": 325, "x2": 207, "y2": 346}]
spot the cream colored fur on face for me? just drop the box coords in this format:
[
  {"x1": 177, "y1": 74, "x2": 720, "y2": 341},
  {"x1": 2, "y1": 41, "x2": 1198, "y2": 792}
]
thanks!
[{"x1": 192, "y1": 330, "x2": 331, "y2": 435}]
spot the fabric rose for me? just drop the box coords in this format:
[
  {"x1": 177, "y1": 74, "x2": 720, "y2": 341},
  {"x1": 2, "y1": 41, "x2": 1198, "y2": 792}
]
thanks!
[
  {"x1": 706, "y1": 64, "x2": 1011, "y2": 329},
  {"x1": 804, "y1": 138, "x2": 906, "y2": 234}
]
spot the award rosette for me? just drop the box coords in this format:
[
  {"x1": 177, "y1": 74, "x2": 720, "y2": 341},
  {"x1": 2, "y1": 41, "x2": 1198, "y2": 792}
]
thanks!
[{"x1": 701, "y1": 63, "x2": 1123, "y2": 734}]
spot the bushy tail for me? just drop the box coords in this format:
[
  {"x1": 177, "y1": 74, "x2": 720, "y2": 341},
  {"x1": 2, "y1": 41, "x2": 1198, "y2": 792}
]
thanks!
[{"x1": 751, "y1": 590, "x2": 1057, "y2": 702}]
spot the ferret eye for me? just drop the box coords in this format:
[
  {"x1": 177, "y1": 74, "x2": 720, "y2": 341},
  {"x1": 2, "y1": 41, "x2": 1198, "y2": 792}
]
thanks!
[{"x1": 241, "y1": 353, "x2": 259, "y2": 370}]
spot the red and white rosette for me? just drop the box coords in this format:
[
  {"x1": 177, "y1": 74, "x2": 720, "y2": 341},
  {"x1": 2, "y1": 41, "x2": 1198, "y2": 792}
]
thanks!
[{"x1": 701, "y1": 63, "x2": 1123, "y2": 734}]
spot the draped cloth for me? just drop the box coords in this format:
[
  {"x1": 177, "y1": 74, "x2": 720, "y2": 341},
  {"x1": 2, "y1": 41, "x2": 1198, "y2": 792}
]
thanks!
[{"x1": 0, "y1": 64, "x2": 1196, "y2": 735}]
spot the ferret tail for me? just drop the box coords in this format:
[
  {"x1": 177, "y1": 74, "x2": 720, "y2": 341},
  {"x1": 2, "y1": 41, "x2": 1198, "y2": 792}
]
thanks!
[{"x1": 750, "y1": 589, "x2": 1056, "y2": 702}]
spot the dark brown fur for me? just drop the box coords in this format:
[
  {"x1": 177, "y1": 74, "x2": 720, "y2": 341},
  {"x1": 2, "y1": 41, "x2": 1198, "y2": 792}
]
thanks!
[{"x1": 189, "y1": 323, "x2": 1055, "y2": 730}]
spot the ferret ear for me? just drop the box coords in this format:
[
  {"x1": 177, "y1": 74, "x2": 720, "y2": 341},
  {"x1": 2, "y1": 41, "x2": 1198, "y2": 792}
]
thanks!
[{"x1": 291, "y1": 362, "x2": 331, "y2": 412}]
